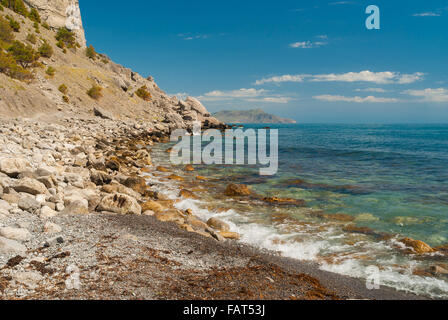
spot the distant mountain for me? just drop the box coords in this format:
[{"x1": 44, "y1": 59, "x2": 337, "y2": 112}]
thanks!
[{"x1": 213, "y1": 109, "x2": 297, "y2": 124}]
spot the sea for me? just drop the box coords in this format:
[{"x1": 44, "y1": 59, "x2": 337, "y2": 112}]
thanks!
[{"x1": 149, "y1": 124, "x2": 448, "y2": 298}]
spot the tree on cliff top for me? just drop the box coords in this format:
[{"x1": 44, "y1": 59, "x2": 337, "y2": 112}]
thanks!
[{"x1": 56, "y1": 28, "x2": 76, "y2": 49}]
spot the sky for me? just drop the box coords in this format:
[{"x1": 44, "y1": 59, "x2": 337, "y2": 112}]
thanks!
[{"x1": 79, "y1": 0, "x2": 448, "y2": 123}]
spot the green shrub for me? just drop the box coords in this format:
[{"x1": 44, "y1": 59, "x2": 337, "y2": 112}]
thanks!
[
  {"x1": 1, "y1": 0, "x2": 29, "y2": 17},
  {"x1": 87, "y1": 85, "x2": 102, "y2": 100},
  {"x1": 0, "y1": 15, "x2": 14, "y2": 43},
  {"x1": 8, "y1": 40, "x2": 38, "y2": 68},
  {"x1": 45, "y1": 66, "x2": 55, "y2": 76},
  {"x1": 28, "y1": 8, "x2": 40, "y2": 23},
  {"x1": 85, "y1": 44, "x2": 96, "y2": 59},
  {"x1": 0, "y1": 4, "x2": 3, "y2": 11},
  {"x1": 8, "y1": 17, "x2": 20, "y2": 32},
  {"x1": 58, "y1": 84, "x2": 68, "y2": 94},
  {"x1": 62, "y1": 95, "x2": 69, "y2": 103},
  {"x1": 56, "y1": 39, "x2": 64, "y2": 48},
  {"x1": 38, "y1": 40, "x2": 53, "y2": 58},
  {"x1": 0, "y1": 49, "x2": 32, "y2": 80},
  {"x1": 41, "y1": 21, "x2": 50, "y2": 30},
  {"x1": 55, "y1": 27, "x2": 75, "y2": 48},
  {"x1": 26, "y1": 33, "x2": 36, "y2": 44},
  {"x1": 135, "y1": 86, "x2": 152, "y2": 101}
]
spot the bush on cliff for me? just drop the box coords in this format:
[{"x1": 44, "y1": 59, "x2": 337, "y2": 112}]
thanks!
[
  {"x1": 28, "y1": 8, "x2": 40, "y2": 23},
  {"x1": 0, "y1": 15, "x2": 14, "y2": 43},
  {"x1": 87, "y1": 85, "x2": 103, "y2": 100},
  {"x1": 26, "y1": 33, "x2": 36, "y2": 44},
  {"x1": 7, "y1": 16, "x2": 20, "y2": 32},
  {"x1": 0, "y1": 0, "x2": 29, "y2": 17},
  {"x1": 58, "y1": 84, "x2": 68, "y2": 94},
  {"x1": 85, "y1": 44, "x2": 97, "y2": 59},
  {"x1": 45, "y1": 66, "x2": 55, "y2": 77},
  {"x1": 38, "y1": 40, "x2": 53, "y2": 58},
  {"x1": 0, "y1": 49, "x2": 32, "y2": 80},
  {"x1": 55, "y1": 28, "x2": 76, "y2": 49},
  {"x1": 135, "y1": 85, "x2": 152, "y2": 101},
  {"x1": 8, "y1": 40, "x2": 38, "y2": 68}
]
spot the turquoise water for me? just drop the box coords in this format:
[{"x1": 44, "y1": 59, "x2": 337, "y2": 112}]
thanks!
[
  {"x1": 151, "y1": 124, "x2": 448, "y2": 298},
  {"x1": 253, "y1": 124, "x2": 448, "y2": 246}
]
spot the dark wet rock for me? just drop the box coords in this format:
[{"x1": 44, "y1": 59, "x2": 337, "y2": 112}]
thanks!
[
  {"x1": 262, "y1": 197, "x2": 305, "y2": 206},
  {"x1": 225, "y1": 184, "x2": 251, "y2": 197},
  {"x1": 90, "y1": 169, "x2": 112, "y2": 186}
]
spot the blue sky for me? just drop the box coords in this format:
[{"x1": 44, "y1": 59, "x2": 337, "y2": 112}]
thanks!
[{"x1": 80, "y1": 0, "x2": 448, "y2": 123}]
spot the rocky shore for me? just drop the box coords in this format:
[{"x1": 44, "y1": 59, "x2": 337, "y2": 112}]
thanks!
[{"x1": 0, "y1": 113, "x2": 429, "y2": 300}]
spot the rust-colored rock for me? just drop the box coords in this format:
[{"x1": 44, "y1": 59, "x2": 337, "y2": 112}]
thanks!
[
  {"x1": 225, "y1": 184, "x2": 251, "y2": 197},
  {"x1": 219, "y1": 231, "x2": 241, "y2": 240},
  {"x1": 141, "y1": 200, "x2": 164, "y2": 213},
  {"x1": 196, "y1": 175, "x2": 208, "y2": 181},
  {"x1": 156, "y1": 166, "x2": 170, "y2": 173},
  {"x1": 179, "y1": 189, "x2": 197, "y2": 199},
  {"x1": 342, "y1": 225, "x2": 376, "y2": 236},
  {"x1": 122, "y1": 176, "x2": 147, "y2": 195},
  {"x1": 263, "y1": 197, "x2": 305, "y2": 206},
  {"x1": 184, "y1": 164, "x2": 195, "y2": 172},
  {"x1": 399, "y1": 237, "x2": 434, "y2": 254},
  {"x1": 168, "y1": 174, "x2": 184, "y2": 182}
]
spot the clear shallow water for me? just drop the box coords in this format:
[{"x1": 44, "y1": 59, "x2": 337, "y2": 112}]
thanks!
[{"x1": 149, "y1": 124, "x2": 448, "y2": 298}]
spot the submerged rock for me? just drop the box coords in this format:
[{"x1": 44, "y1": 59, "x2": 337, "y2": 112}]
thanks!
[
  {"x1": 225, "y1": 184, "x2": 251, "y2": 197},
  {"x1": 262, "y1": 197, "x2": 305, "y2": 206}
]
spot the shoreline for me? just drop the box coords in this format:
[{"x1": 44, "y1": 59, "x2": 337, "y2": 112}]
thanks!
[{"x1": 0, "y1": 115, "x2": 433, "y2": 299}]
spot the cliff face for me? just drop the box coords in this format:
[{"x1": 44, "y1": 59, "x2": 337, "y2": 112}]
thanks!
[
  {"x1": 23, "y1": 0, "x2": 86, "y2": 47},
  {"x1": 0, "y1": 4, "x2": 224, "y2": 132}
]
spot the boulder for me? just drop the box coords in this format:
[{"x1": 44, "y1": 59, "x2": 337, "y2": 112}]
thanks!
[
  {"x1": 0, "y1": 158, "x2": 30, "y2": 178},
  {"x1": 185, "y1": 97, "x2": 209, "y2": 115},
  {"x1": 61, "y1": 200, "x2": 89, "y2": 215},
  {"x1": 0, "y1": 236, "x2": 27, "y2": 255},
  {"x1": 97, "y1": 193, "x2": 141, "y2": 215},
  {"x1": 141, "y1": 200, "x2": 164, "y2": 213},
  {"x1": 18, "y1": 195, "x2": 41, "y2": 213},
  {"x1": 13, "y1": 178, "x2": 48, "y2": 195},
  {"x1": 224, "y1": 184, "x2": 251, "y2": 197},
  {"x1": 154, "y1": 209, "x2": 185, "y2": 224},
  {"x1": 90, "y1": 169, "x2": 112, "y2": 186},
  {"x1": 40, "y1": 205, "x2": 58, "y2": 219},
  {"x1": 64, "y1": 173, "x2": 84, "y2": 188},
  {"x1": 122, "y1": 176, "x2": 147, "y2": 195},
  {"x1": 219, "y1": 231, "x2": 241, "y2": 240},
  {"x1": 207, "y1": 217, "x2": 230, "y2": 232},
  {"x1": 0, "y1": 227, "x2": 31, "y2": 242},
  {"x1": 399, "y1": 237, "x2": 434, "y2": 254}
]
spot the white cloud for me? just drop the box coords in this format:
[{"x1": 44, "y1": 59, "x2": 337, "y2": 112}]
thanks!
[
  {"x1": 356, "y1": 88, "x2": 387, "y2": 93},
  {"x1": 255, "y1": 75, "x2": 305, "y2": 85},
  {"x1": 198, "y1": 88, "x2": 291, "y2": 104},
  {"x1": 314, "y1": 95, "x2": 399, "y2": 103},
  {"x1": 255, "y1": 71, "x2": 424, "y2": 85},
  {"x1": 404, "y1": 88, "x2": 448, "y2": 102},
  {"x1": 178, "y1": 33, "x2": 209, "y2": 40},
  {"x1": 412, "y1": 12, "x2": 441, "y2": 17},
  {"x1": 290, "y1": 41, "x2": 327, "y2": 48}
]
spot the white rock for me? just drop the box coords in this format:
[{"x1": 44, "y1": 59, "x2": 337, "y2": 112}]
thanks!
[
  {"x1": 0, "y1": 199, "x2": 12, "y2": 211},
  {"x1": 13, "y1": 177, "x2": 48, "y2": 195},
  {"x1": 40, "y1": 206, "x2": 58, "y2": 219},
  {"x1": 0, "y1": 157, "x2": 30, "y2": 177},
  {"x1": 18, "y1": 195, "x2": 41, "y2": 213},
  {"x1": 0, "y1": 236, "x2": 27, "y2": 254},
  {"x1": 0, "y1": 227, "x2": 31, "y2": 242},
  {"x1": 97, "y1": 193, "x2": 141, "y2": 215},
  {"x1": 13, "y1": 271, "x2": 43, "y2": 289},
  {"x1": 44, "y1": 222, "x2": 62, "y2": 234}
]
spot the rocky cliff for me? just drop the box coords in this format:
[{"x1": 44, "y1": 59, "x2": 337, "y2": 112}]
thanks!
[
  {"x1": 0, "y1": 3, "x2": 223, "y2": 133},
  {"x1": 24, "y1": 0, "x2": 86, "y2": 47}
]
